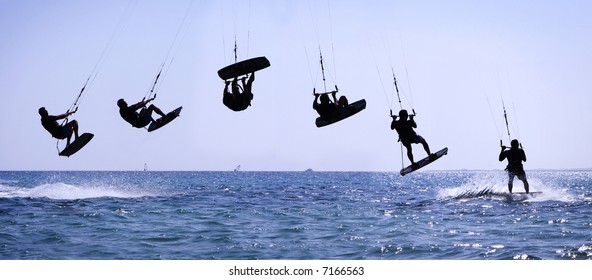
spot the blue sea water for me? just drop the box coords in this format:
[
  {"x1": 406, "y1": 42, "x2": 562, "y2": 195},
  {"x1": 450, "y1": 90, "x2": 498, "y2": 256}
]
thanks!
[{"x1": 0, "y1": 170, "x2": 591, "y2": 260}]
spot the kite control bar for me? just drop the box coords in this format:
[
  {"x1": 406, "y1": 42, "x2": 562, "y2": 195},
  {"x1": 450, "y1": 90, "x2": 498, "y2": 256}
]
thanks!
[
  {"x1": 313, "y1": 85, "x2": 339, "y2": 96},
  {"x1": 390, "y1": 108, "x2": 417, "y2": 118}
]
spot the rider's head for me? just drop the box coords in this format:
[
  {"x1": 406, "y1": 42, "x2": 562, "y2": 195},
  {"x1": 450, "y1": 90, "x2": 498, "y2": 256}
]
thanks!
[
  {"x1": 511, "y1": 139, "x2": 519, "y2": 149},
  {"x1": 38, "y1": 107, "x2": 48, "y2": 117},
  {"x1": 320, "y1": 94, "x2": 330, "y2": 104},
  {"x1": 117, "y1": 98, "x2": 127, "y2": 108},
  {"x1": 399, "y1": 109, "x2": 408, "y2": 119}
]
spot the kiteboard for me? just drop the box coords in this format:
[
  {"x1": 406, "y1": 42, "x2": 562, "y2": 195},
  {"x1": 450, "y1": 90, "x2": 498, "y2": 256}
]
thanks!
[
  {"x1": 505, "y1": 191, "x2": 542, "y2": 202},
  {"x1": 315, "y1": 99, "x2": 367, "y2": 128},
  {"x1": 59, "y1": 133, "x2": 94, "y2": 157},
  {"x1": 217, "y1": 56, "x2": 270, "y2": 80},
  {"x1": 400, "y1": 147, "x2": 448, "y2": 176},
  {"x1": 147, "y1": 106, "x2": 182, "y2": 132},
  {"x1": 510, "y1": 191, "x2": 543, "y2": 198}
]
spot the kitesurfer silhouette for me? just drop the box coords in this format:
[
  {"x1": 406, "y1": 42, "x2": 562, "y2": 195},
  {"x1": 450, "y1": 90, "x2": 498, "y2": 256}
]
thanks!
[
  {"x1": 313, "y1": 90, "x2": 346, "y2": 120},
  {"x1": 391, "y1": 109, "x2": 435, "y2": 168},
  {"x1": 499, "y1": 139, "x2": 529, "y2": 193},
  {"x1": 39, "y1": 107, "x2": 79, "y2": 146},
  {"x1": 117, "y1": 97, "x2": 167, "y2": 128},
  {"x1": 223, "y1": 72, "x2": 255, "y2": 111}
]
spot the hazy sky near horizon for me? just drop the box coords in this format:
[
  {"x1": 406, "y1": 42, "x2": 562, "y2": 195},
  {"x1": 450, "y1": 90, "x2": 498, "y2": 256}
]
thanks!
[{"x1": 1, "y1": 0, "x2": 591, "y2": 171}]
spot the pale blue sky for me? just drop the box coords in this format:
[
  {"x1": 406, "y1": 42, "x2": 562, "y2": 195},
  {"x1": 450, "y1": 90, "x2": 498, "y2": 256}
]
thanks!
[{"x1": 1, "y1": 0, "x2": 591, "y2": 171}]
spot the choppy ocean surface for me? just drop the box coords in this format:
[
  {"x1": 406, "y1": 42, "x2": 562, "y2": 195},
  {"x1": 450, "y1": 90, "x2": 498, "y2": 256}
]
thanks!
[{"x1": 1, "y1": 170, "x2": 591, "y2": 260}]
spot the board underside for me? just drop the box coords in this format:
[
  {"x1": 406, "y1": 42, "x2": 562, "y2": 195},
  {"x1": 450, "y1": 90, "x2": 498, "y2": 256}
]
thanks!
[
  {"x1": 147, "y1": 106, "x2": 182, "y2": 132},
  {"x1": 217, "y1": 56, "x2": 270, "y2": 80},
  {"x1": 59, "y1": 133, "x2": 94, "y2": 157},
  {"x1": 315, "y1": 99, "x2": 366, "y2": 128},
  {"x1": 400, "y1": 147, "x2": 448, "y2": 176}
]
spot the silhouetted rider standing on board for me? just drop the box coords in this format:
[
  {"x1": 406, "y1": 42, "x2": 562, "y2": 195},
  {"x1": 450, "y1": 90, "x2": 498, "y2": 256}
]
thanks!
[{"x1": 499, "y1": 139, "x2": 529, "y2": 194}]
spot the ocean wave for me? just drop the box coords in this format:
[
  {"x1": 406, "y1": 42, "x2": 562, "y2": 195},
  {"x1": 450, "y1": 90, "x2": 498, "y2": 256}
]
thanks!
[
  {"x1": 436, "y1": 172, "x2": 577, "y2": 202},
  {"x1": 558, "y1": 243, "x2": 592, "y2": 260}
]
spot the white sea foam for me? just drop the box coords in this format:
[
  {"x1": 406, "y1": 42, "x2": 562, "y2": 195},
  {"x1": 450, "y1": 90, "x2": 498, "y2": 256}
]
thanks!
[{"x1": 1, "y1": 182, "x2": 153, "y2": 200}]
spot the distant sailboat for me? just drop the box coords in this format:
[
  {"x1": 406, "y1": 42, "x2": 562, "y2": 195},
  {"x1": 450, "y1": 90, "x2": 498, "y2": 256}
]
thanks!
[
  {"x1": 144, "y1": 163, "x2": 148, "y2": 172},
  {"x1": 234, "y1": 165, "x2": 241, "y2": 172}
]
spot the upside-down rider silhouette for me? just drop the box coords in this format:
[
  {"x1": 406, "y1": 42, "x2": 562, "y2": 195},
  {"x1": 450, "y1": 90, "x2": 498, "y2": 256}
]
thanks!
[{"x1": 223, "y1": 72, "x2": 255, "y2": 112}]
